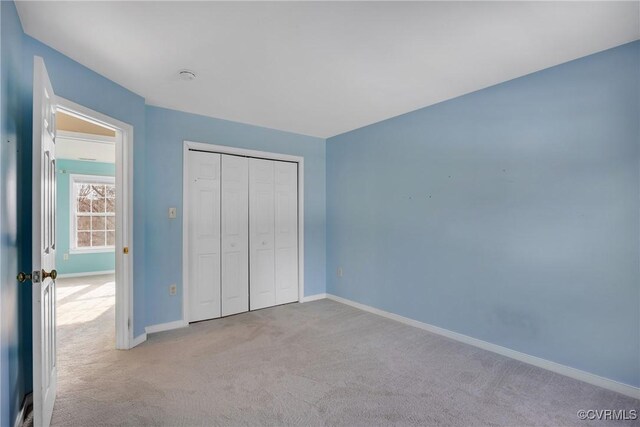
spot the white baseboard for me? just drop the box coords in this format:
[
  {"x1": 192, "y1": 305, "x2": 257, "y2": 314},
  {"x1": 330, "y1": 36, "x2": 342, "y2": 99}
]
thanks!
[
  {"x1": 325, "y1": 294, "x2": 640, "y2": 399},
  {"x1": 14, "y1": 393, "x2": 32, "y2": 427},
  {"x1": 145, "y1": 319, "x2": 188, "y2": 335},
  {"x1": 57, "y1": 269, "x2": 115, "y2": 279},
  {"x1": 132, "y1": 332, "x2": 147, "y2": 347},
  {"x1": 301, "y1": 293, "x2": 327, "y2": 302}
]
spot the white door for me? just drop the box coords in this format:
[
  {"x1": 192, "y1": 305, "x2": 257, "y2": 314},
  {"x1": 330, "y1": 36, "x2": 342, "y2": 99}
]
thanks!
[
  {"x1": 249, "y1": 159, "x2": 276, "y2": 310},
  {"x1": 32, "y1": 57, "x2": 58, "y2": 427},
  {"x1": 188, "y1": 151, "x2": 221, "y2": 322},
  {"x1": 274, "y1": 161, "x2": 299, "y2": 305},
  {"x1": 221, "y1": 155, "x2": 248, "y2": 316}
]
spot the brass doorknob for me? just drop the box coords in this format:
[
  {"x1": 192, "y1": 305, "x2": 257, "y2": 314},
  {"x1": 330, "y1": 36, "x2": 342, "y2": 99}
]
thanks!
[
  {"x1": 42, "y1": 269, "x2": 58, "y2": 280},
  {"x1": 17, "y1": 272, "x2": 32, "y2": 283}
]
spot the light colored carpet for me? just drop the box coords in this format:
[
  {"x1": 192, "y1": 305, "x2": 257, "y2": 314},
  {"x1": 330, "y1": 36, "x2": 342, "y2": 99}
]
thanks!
[{"x1": 52, "y1": 276, "x2": 638, "y2": 426}]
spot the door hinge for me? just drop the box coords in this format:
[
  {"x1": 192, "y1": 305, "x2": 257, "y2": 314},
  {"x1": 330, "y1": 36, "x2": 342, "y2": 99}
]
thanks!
[
  {"x1": 128, "y1": 318, "x2": 131, "y2": 329},
  {"x1": 123, "y1": 247, "x2": 129, "y2": 254}
]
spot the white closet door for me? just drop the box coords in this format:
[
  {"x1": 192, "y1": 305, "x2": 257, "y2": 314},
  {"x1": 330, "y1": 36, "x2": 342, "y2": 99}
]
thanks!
[
  {"x1": 221, "y1": 155, "x2": 249, "y2": 316},
  {"x1": 274, "y1": 161, "x2": 299, "y2": 305},
  {"x1": 188, "y1": 151, "x2": 221, "y2": 322},
  {"x1": 249, "y1": 158, "x2": 276, "y2": 310}
]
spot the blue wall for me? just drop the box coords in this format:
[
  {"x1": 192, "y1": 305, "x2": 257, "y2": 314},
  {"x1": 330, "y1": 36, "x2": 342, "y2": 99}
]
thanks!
[
  {"x1": 326, "y1": 41, "x2": 640, "y2": 387},
  {"x1": 56, "y1": 160, "x2": 116, "y2": 276},
  {"x1": 144, "y1": 106, "x2": 326, "y2": 327},
  {"x1": 1, "y1": 1, "x2": 27, "y2": 425}
]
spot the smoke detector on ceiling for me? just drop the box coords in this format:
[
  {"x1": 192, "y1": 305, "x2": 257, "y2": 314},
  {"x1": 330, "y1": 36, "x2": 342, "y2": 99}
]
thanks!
[{"x1": 178, "y1": 70, "x2": 197, "y2": 81}]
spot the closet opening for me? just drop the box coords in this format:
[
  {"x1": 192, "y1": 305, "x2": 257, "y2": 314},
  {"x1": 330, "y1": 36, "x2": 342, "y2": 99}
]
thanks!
[{"x1": 182, "y1": 141, "x2": 304, "y2": 324}]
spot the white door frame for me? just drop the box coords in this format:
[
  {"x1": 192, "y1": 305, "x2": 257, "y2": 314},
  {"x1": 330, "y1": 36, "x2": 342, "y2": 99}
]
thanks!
[
  {"x1": 182, "y1": 140, "x2": 305, "y2": 323},
  {"x1": 55, "y1": 96, "x2": 135, "y2": 350}
]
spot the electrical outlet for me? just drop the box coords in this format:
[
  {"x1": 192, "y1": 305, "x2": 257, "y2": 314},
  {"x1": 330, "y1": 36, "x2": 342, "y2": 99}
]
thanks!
[
  {"x1": 63, "y1": 253, "x2": 69, "y2": 261},
  {"x1": 169, "y1": 284, "x2": 177, "y2": 296},
  {"x1": 168, "y1": 207, "x2": 177, "y2": 219},
  {"x1": 337, "y1": 267, "x2": 343, "y2": 278}
]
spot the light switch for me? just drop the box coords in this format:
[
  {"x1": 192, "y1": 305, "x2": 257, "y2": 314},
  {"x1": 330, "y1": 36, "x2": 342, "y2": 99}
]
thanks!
[{"x1": 168, "y1": 207, "x2": 177, "y2": 219}]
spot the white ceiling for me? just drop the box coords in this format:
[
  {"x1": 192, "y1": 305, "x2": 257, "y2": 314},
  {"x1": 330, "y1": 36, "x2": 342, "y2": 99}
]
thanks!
[{"x1": 16, "y1": 1, "x2": 640, "y2": 138}]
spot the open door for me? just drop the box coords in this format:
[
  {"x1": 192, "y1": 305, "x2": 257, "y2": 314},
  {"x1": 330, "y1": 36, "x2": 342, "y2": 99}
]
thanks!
[{"x1": 32, "y1": 56, "x2": 58, "y2": 427}]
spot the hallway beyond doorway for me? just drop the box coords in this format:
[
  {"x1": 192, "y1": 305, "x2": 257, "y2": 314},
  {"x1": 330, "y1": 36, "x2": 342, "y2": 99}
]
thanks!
[{"x1": 56, "y1": 274, "x2": 115, "y2": 393}]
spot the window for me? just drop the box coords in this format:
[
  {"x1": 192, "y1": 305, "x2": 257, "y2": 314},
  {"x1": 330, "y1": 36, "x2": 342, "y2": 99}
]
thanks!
[{"x1": 70, "y1": 174, "x2": 115, "y2": 252}]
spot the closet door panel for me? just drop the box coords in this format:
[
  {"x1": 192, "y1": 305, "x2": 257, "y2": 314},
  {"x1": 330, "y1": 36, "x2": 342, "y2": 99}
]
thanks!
[
  {"x1": 221, "y1": 155, "x2": 249, "y2": 316},
  {"x1": 249, "y1": 158, "x2": 276, "y2": 310},
  {"x1": 188, "y1": 151, "x2": 221, "y2": 322},
  {"x1": 274, "y1": 161, "x2": 299, "y2": 304}
]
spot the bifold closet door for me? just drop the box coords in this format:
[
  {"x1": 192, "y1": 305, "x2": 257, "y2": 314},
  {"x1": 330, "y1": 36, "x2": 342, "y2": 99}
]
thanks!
[
  {"x1": 249, "y1": 159, "x2": 276, "y2": 310},
  {"x1": 188, "y1": 150, "x2": 221, "y2": 322},
  {"x1": 274, "y1": 161, "x2": 298, "y2": 305},
  {"x1": 221, "y1": 155, "x2": 249, "y2": 316},
  {"x1": 249, "y1": 158, "x2": 299, "y2": 310}
]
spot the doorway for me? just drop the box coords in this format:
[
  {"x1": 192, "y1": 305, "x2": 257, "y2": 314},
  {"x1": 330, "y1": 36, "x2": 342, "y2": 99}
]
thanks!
[
  {"x1": 54, "y1": 98, "x2": 134, "y2": 351},
  {"x1": 54, "y1": 110, "x2": 118, "y2": 377}
]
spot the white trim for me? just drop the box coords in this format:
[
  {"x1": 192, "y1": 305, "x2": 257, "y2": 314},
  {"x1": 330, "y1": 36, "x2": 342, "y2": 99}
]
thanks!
[
  {"x1": 132, "y1": 332, "x2": 147, "y2": 347},
  {"x1": 297, "y1": 157, "x2": 305, "y2": 305},
  {"x1": 301, "y1": 293, "x2": 326, "y2": 302},
  {"x1": 68, "y1": 247, "x2": 115, "y2": 255},
  {"x1": 69, "y1": 173, "x2": 115, "y2": 184},
  {"x1": 56, "y1": 96, "x2": 135, "y2": 351},
  {"x1": 182, "y1": 142, "x2": 189, "y2": 324},
  {"x1": 182, "y1": 141, "x2": 305, "y2": 324},
  {"x1": 325, "y1": 294, "x2": 640, "y2": 399},
  {"x1": 145, "y1": 320, "x2": 188, "y2": 335},
  {"x1": 184, "y1": 141, "x2": 304, "y2": 163},
  {"x1": 56, "y1": 130, "x2": 116, "y2": 145},
  {"x1": 56, "y1": 270, "x2": 115, "y2": 279}
]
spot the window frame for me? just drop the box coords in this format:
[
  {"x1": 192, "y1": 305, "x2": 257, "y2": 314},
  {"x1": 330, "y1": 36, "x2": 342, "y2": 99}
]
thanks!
[{"x1": 69, "y1": 173, "x2": 116, "y2": 254}]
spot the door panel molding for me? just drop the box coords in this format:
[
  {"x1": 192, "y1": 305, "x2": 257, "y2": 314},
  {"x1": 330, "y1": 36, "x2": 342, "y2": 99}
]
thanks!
[
  {"x1": 221, "y1": 155, "x2": 249, "y2": 316},
  {"x1": 249, "y1": 158, "x2": 276, "y2": 310},
  {"x1": 187, "y1": 151, "x2": 222, "y2": 322},
  {"x1": 32, "y1": 57, "x2": 57, "y2": 427},
  {"x1": 274, "y1": 161, "x2": 298, "y2": 305}
]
